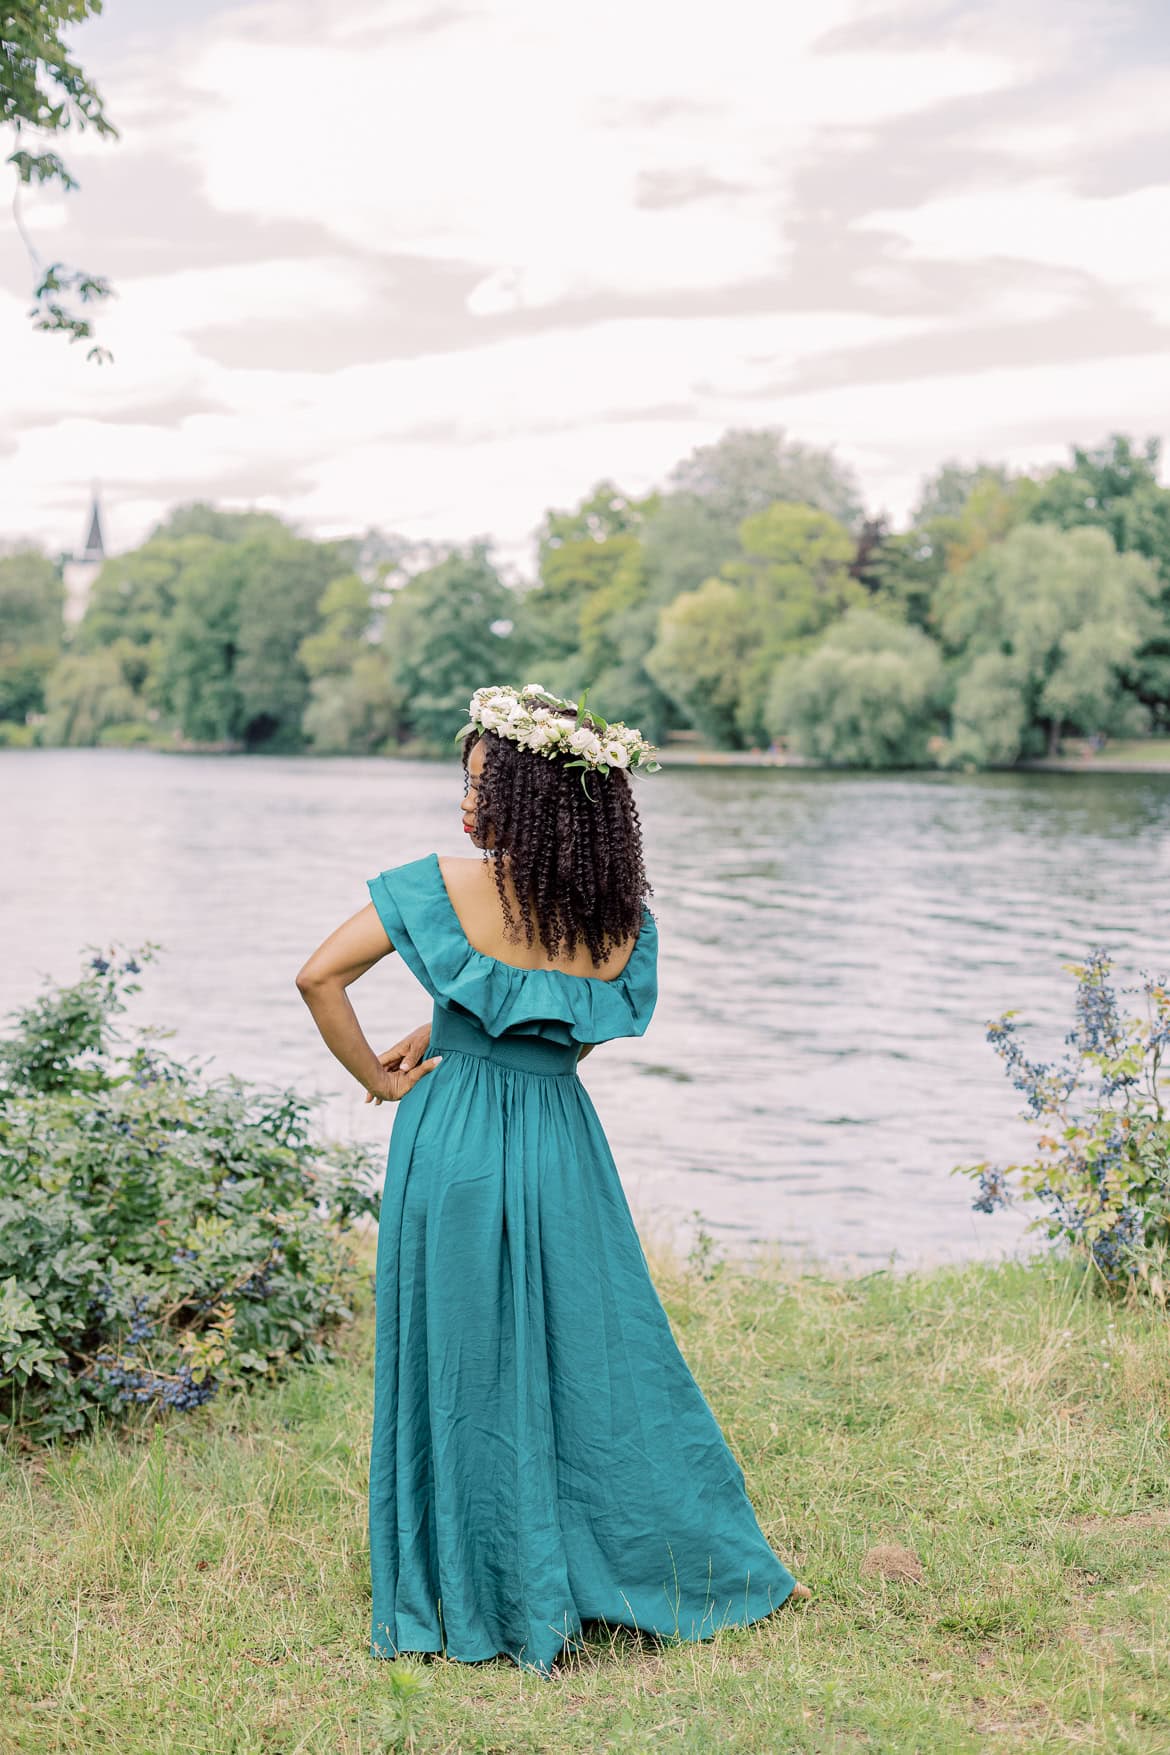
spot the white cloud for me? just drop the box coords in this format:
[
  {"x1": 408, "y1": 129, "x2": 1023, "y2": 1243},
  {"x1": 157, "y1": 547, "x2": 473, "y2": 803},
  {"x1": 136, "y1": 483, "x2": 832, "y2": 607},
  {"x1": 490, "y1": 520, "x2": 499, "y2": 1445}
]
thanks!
[
  {"x1": 1, "y1": 0, "x2": 1167, "y2": 566},
  {"x1": 169, "y1": 0, "x2": 1018, "y2": 307},
  {"x1": 865, "y1": 182, "x2": 1170, "y2": 283},
  {"x1": 863, "y1": 182, "x2": 1170, "y2": 323}
]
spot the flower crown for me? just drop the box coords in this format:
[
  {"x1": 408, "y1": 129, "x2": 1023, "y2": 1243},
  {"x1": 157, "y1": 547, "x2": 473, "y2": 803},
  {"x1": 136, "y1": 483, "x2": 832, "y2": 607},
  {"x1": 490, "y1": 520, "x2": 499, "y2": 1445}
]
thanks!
[{"x1": 455, "y1": 682, "x2": 661, "y2": 791}]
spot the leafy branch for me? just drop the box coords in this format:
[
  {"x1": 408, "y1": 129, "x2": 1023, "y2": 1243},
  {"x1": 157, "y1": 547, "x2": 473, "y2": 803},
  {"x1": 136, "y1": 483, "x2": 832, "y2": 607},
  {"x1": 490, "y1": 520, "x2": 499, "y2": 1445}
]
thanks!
[{"x1": 4, "y1": 2, "x2": 118, "y2": 361}]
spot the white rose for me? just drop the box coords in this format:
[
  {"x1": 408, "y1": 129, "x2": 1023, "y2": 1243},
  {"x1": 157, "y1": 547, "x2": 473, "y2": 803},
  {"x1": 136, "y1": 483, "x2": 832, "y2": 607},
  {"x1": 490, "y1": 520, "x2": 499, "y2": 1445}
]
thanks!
[
  {"x1": 525, "y1": 724, "x2": 553, "y2": 750},
  {"x1": 522, "y1": 681, "x2": 547, "y2": 695},
  {"x1": 568, "y1": 726, "x2": 603, "y2": 759},
  {"x1": 603, "y1": 740, "x2": 630, "y2": 767},
  {"x1": 507, "y1": 699, "x2": 529, "y2": 724},
  {"x1": 478, "y1": 702, "x2": 508, "y2": 730}
]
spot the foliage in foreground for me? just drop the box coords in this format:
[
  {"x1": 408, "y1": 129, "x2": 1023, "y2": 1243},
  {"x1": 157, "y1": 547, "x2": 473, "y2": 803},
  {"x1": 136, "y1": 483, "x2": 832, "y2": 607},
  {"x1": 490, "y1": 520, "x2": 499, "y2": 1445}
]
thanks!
[
  {"x1": 0, "y1": 948, "x2": 380, "y2": 1444},
  {"x1": 958, "y1": 949, "x2": 1170, "y2": 1297}
]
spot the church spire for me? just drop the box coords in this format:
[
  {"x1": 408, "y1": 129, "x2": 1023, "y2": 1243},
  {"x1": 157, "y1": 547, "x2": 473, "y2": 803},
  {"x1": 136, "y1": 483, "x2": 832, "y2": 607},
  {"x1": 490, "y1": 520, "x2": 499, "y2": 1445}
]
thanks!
[
  {"x1": 81, "y1": 489, "x2": 105, "y2": 560},
  {"x1": 62, "y1": 485, "x2": 108, "y2": 629}
]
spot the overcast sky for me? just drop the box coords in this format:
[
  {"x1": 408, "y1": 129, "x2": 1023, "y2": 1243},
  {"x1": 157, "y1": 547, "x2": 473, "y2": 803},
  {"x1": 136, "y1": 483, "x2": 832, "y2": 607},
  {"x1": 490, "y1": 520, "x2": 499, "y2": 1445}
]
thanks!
[{"x1": 2, "y1": 0, "x2": 1168, "y2": 574}]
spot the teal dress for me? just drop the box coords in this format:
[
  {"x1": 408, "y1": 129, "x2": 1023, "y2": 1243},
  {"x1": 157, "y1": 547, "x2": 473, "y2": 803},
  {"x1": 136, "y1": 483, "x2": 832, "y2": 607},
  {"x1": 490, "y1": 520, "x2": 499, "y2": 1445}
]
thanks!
[{"x1": 365, "y1": 853, "x2": 796, "y2": 1676}]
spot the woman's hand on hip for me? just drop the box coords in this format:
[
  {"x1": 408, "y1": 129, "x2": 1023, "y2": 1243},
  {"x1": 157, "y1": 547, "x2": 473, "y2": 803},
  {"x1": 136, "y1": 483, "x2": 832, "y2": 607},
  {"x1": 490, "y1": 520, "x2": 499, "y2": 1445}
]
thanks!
[{"x1": 365, "y1": 1024, "x2": 439, "y2": 1104}]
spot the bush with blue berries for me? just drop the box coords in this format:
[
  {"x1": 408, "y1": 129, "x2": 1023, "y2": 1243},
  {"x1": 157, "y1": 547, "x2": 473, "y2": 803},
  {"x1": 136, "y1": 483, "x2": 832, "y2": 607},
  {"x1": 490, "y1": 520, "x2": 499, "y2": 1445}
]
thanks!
[
  {"x1": 0, "y1": 945, "x2": 381, "y2": 1443},
  {"x1": 955, "y1": 948, "x2": 1170, "y2": 1299}
]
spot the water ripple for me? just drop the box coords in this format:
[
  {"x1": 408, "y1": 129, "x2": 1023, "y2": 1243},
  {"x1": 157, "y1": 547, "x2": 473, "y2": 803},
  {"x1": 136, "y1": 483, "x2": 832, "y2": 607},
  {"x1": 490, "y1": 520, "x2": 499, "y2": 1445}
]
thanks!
[{"x1": 2, "y1": 749, "x2": 1167, "y2": 1267}]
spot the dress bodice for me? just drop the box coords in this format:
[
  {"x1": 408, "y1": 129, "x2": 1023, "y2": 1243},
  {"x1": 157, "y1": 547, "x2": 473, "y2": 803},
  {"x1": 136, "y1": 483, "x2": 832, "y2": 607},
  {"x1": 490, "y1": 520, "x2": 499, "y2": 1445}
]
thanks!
[{"x1": 365, "y1": 853, "x2": 658, "y2": 1051}]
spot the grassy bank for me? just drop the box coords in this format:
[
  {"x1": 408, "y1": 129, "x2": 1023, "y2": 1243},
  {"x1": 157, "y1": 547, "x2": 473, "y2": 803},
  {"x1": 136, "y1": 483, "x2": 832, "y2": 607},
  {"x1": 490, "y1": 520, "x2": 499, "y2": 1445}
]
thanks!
[{"x1": 2, "y1": 1233, "x2": 1168, "y2": 1754}]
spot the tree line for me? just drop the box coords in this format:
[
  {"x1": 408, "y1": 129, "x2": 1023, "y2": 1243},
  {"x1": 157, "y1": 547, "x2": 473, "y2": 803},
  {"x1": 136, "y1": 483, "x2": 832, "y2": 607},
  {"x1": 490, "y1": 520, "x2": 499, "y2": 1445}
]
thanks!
[{"x1": 2, "y1": 428, "x2": 1168, "y2": 767}]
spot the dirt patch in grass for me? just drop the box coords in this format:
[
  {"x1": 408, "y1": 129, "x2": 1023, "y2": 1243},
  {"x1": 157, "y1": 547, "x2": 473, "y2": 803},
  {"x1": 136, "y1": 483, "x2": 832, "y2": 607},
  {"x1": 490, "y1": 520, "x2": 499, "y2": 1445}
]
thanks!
[
  {"x1": 1068, "y1": 1509, "x2": 1170, "y2": 1534},
  {"x1": 859, "y1": 1543, "x2": 925, "y2": 1583}
]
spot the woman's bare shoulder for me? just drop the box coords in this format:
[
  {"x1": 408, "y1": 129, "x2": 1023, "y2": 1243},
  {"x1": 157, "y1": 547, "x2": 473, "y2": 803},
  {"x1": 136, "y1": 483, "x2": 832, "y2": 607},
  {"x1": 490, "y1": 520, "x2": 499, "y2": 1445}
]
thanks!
[{"x1": 435, "y1": 855, "x2": 486, "y2": 894}]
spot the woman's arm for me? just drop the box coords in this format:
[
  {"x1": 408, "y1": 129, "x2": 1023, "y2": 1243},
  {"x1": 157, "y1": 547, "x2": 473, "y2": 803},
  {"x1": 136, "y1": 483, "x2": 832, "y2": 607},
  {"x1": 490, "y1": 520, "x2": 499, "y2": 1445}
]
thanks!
[{"x1": 296, "y1": 903, "x2": 441, "y2": 1101}]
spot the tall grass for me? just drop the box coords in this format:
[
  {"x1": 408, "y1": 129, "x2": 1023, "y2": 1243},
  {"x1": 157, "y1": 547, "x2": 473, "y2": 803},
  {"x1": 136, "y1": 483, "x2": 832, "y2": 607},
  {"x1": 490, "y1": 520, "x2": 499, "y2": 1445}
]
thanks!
[{"x1": 2, "y1": 1227, "x2": 1168, "y2": 1754}]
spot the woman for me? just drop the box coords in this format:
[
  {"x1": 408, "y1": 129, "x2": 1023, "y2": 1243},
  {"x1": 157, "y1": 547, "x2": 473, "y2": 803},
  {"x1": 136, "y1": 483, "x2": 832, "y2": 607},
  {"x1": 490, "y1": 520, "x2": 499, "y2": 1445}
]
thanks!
[{"x1": 296, "y1": 683, "x2": 808, "y2": 1677}]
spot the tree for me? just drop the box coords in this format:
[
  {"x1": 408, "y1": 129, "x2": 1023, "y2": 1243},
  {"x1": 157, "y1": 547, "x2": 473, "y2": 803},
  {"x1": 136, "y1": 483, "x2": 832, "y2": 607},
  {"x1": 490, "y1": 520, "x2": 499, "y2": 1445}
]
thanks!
[
  {"x1": 73, "y1": 536, "x2": 219, "y2": 682},
  {"x1": 642, "y1": 579, "x2": 760, "y2": 747},
  {"x1": 574, "y1": 539, "x2": 648, "y2": 684},
  {"x1": 0, "y1": 545, "x2": 63, "y2": 645},
  {"x1": 938, "y1": 470, "x2": 1029, "y2": 572},
  {"x1": 935, "y1": 524, "x2": 1160, "y2": 762},
  {"x1": 157, "y1": 546, "x2": 247, "y2": 746},
  {"x1": 1023, "y1": 435, "x2": 1170, "y2": 725},
  {"x1": 299, "y1": 574, "x2": 405, "y2": 755},
  {"x1": 766, "y1": 608, "x2": 946, "y2": 768},
  {"x1": 556, "y1": 430, "x2": 864, "y2": 739},
  {"x1": 512, "y1": 481, "x2": 651, "y2": 678},
  {"x1": 855, "y1": 465, "x2": 1030, "y2": 636},
  {"x1": 1024, "y1": 436, "x2": 1170, "y2": 573},
  {"x1": 3, "y1": 1, "x2": 117, "y2": 358},
  {"x1": 722, "y1": 502, "x2": 863, "y2": 743},
  {"x1": 911, "y1": 461, "x2": 1015, "y2": 527},
  {"x1": 0, "y1": 546, "x2": 64, "y2": 723},
  {"x1": 669, "y1": 427, "x2": 864, "y2": 534},
  {"x1": 298, "y1": 574, "x2": 376, "y2": 679},
  {"x1": 76, "y1": 519, "x2": 350, "y2": 747},
  {"x1": 946, "y1": 653, "x2": 1033, "y2": 768},
  {"x1": 853, "y1": 529, "x2": 944, "y2": 630},
  {"x1": 638, "y1": 428, "x2": 863, "y2": 610},
  {"x1": 381, "y1": 544, "x2": 514, "y2": 750},
  {"x1": 233, "y1": 535, "x2": 357, "y2": 751},
  {"x1": 647, "y1": 504, "x2": 864, "y2": 746},
  {"x1": 41, "y1": 643, "x2": 143, "y2": 745},
  {"x1": 149, "y1": 502, "x2": 294, "y2": 546},
  {"x1": 302, "y1": 653, "x2": 405, "y2": 755}
]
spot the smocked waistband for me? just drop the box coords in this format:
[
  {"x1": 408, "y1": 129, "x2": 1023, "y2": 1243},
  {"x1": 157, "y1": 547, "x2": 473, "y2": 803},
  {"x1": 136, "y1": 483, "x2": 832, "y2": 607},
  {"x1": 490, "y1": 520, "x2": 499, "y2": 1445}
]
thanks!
[{"x1": 429, "y1": 1008, "x2": 581, "y2": 1077}]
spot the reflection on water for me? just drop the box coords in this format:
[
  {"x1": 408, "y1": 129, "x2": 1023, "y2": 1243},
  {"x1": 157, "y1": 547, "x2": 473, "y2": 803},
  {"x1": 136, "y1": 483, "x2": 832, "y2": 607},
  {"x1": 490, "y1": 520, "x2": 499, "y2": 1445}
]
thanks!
[{"x1": 2, "y1": 750, "x2": 1167, "y2": 1266}]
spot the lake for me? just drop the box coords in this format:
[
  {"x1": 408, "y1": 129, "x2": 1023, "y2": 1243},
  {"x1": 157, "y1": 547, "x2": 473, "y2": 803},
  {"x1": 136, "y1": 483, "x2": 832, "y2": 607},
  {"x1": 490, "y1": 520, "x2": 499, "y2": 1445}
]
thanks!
[{"x1": 2, "y1": 749, "x2": 1167, "y2": 1267}]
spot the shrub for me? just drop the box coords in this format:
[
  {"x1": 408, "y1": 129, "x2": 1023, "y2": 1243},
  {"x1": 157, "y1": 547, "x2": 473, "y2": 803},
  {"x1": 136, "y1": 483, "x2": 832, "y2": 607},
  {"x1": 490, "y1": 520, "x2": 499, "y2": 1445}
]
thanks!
[
  {"x1": 0, "y1": 947, "x2": 381, "y2": 1444},
  {"x1": 956, "y1": 949, "x2": 1170, "y2": 1297},
  {"x1": 96, "y1": 720, "x2": 157, "y2": 747}
]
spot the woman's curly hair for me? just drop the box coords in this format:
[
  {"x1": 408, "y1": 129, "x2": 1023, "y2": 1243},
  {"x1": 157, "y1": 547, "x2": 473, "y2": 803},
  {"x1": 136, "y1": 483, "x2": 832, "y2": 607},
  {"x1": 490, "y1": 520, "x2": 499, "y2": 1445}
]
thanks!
[{"x1": 461, "y1": 719, "x2": 654, "y2": 965}]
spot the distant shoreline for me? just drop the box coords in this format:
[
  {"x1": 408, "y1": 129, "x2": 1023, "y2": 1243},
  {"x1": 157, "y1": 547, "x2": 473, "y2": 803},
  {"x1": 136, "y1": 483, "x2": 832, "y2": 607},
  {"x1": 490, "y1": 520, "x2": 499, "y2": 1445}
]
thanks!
[
  {"x1": 8, "y1": 741, "x2": 1170, "y2": 775},
  {"x1": 655, "y1": 747, "x2": 1170, "y2": 774}
]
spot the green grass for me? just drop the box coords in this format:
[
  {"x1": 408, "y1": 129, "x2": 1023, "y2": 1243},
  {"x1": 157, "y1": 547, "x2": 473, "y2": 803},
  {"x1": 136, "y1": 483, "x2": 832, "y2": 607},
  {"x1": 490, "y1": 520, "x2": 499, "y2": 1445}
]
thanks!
[
  {"x1": 2, "y1": 1230, "x2": 1169, "y2": 1754},
  {"x1": 1034, "y1": 737, "x2": 1170, "y2": 768},
  {"x1": 1086, "y1": 738, "x2": 1170, "y2": 766}
]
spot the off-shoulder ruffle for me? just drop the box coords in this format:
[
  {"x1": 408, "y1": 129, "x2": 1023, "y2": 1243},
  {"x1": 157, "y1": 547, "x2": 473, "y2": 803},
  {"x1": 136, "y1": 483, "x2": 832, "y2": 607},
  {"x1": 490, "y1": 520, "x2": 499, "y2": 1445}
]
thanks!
[{"x1": 366, "y1": 853, "x2": 658, "y2": 1046}]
